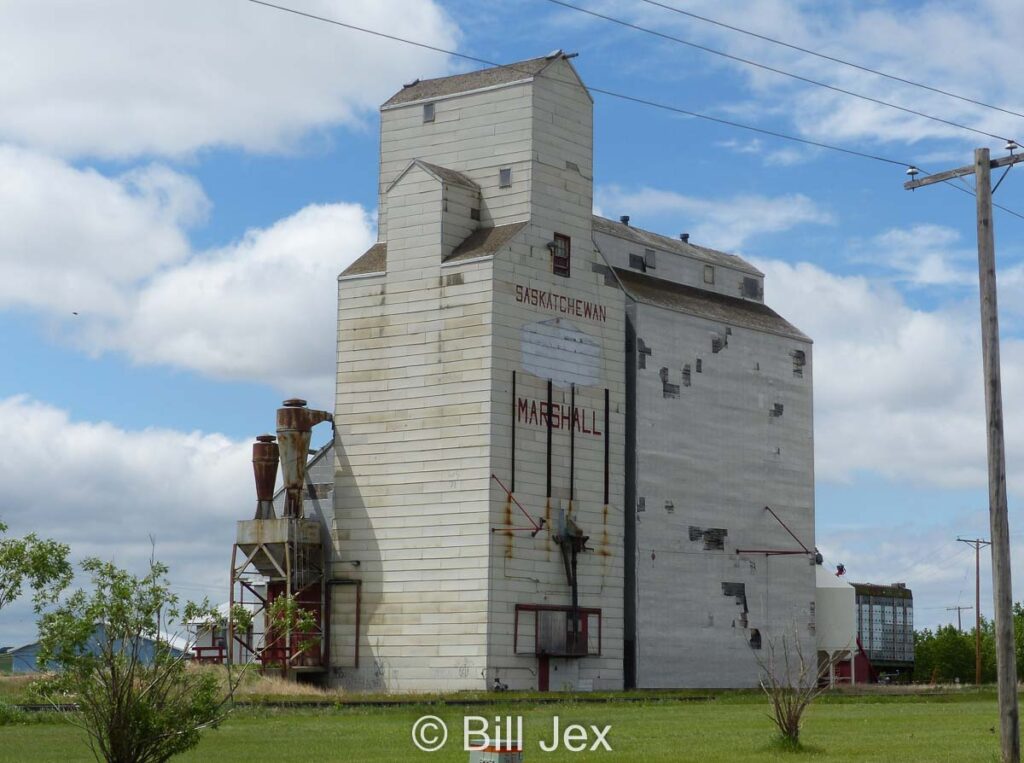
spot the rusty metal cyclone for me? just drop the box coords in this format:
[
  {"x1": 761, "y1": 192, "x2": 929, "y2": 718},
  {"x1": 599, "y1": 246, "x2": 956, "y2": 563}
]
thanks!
[
  {"x1": 276, "y1": 399, "x2": 332, "y2": 519},
  {"x1": 252, "y1": 434, "x2": 279, "y2": 520}
]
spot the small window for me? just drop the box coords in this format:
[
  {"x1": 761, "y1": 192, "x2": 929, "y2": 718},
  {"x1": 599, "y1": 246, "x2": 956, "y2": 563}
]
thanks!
[
  {"x1": 499, "y1": 168, "x2": 512, "y2": 188},
  {"x1": 470, "y1": 207, "x2": 481, "y2": 221},
  {"x1": 704, "y1": 264, "x2": 715, "y2": 284},
  {"x1": 552, "y1": 233, "x2": 570, "y2": 277},
  {"x1": 644, "y1": 249, "x2": 656, "y2": 270},
  {"x1": 423, "y1": 103, "x2": 435, "y2": 123},
  {"x1": 791, "y1": 349, "x2": 806, "y2": 378},
  {"x1": 629, "y1": 253, "x2": 646, "y2": 271}
]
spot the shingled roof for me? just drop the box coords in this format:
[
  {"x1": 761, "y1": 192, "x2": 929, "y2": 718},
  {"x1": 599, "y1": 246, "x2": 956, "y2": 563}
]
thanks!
[
  {"x1": 383, "y1": 54, "x2": 563, "y2": 107},
  {"x1": 340, "y1": 222, "x2": 527, "y2": 277},
  {"x1": 444, "y1": 222, "x2": 526, "y2": 262},
  {"x1": 614, "y1": 267, "x2": 809, "y2": 341},
  {"x1": 387, "y1": 160, "x2": 479, "y2": 194},
  {"x1": 340, "y1": 243, "x2": 386, "y2": 277},
  {"x1": 593, "y1": 216, "x2": 763, "y2": 277}
]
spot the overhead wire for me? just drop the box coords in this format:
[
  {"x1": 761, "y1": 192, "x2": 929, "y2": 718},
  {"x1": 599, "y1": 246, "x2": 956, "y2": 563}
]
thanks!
[
  {"x1": 543, "y1": 0, "x2": 1014, "y2": 144},
  {"x1": 245, "y1": 0, "x2": 1024, "y2": 220},
  {"x1": 634, "y1": 0, "x2": 1024, "y2": 123},
  {"x1": 247, "y1": 0, "x2": 912, "y2": 165},
  {"x1": 241, "y1": 0, "x2": 1022, "y2": 629},
  {"x1": 887, "y1": 542, "x2": 971, "y2": 588}
]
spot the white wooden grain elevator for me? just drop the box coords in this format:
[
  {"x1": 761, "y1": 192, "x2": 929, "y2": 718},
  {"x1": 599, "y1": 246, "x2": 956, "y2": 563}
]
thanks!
[{"x1": 240, "y1": 52, "x2": 816, "y2": 692}]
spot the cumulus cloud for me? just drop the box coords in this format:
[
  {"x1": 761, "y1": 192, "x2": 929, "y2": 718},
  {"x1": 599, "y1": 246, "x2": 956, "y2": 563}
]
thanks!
[
  {"x1": 855, "y1": 224, "x2": 977, "y2": 288},
  {"x1": 82, "y1": 202, "x2": 375, "y2": 403},
  {"x1": 755, "y1": 257, "x2": 1024, "y2": 492},
  {"x1": 0, "y1": 147, "x2": 373, "y2": 405},
  {"x1": 0, "y1": 0, "x2": 458, "y2": 158},
  {"x1": 0, "y1": 146, "x2": 207, "y2": 316},
  {"x1": 595, "y1": 185, "x2": 833, "y2": 250},
  {"x1": 598, "y1": 0, "x2": 1020, "y2": 150},
  {"x1": 0, "y1": 396, "x2": 252, "y2": 645}
]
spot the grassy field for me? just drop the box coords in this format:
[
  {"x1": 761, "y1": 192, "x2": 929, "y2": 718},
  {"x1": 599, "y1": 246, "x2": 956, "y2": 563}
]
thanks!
[{"x1": 0, "y1": 686, "x2": 1006, "y2": 762}]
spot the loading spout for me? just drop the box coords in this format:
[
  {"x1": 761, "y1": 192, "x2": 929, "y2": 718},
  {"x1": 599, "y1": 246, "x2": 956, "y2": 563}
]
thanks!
[
  {"x1": 276, "y1": 398, "x2": 333, "y2": 518},
  {"x1": 555, "y1": 514, "x2": 590, "y2": 656}
]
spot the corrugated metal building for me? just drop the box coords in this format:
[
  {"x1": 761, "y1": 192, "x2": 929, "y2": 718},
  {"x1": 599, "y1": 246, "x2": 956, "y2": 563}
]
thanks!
[
  {"x1": 853, "y1": 582, "x2": 914, "y2": 679},
  {"x1": 271, "y1": 52, "x2": 814, "y2": 691},
  {"x1": 2, "y1": 625, "x2": 185, "y2": 674}
]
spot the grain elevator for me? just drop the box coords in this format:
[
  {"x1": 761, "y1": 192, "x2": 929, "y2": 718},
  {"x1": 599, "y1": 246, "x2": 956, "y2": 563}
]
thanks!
[{"x1": 230, "y1": 51, "x2": 816, "y2": 692}]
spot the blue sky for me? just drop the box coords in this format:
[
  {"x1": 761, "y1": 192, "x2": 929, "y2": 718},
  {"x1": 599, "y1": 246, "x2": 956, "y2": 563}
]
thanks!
[{"x1": 3, "y1": 0, "x2": 1024, "y2": 645}]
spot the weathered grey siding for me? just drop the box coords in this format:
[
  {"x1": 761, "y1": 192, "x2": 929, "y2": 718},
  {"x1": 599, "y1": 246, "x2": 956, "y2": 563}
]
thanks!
[{"x1": 629, "y1": 301, "x2": 814, "y2": 687}]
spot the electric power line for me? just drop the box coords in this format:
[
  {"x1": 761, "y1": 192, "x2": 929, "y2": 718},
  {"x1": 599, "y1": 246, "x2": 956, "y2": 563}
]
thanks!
[
  {"x1": 544, "y1": 0, "x2": 1014, "y2": 144},
  {"x1": 635, "y1": 0, "x2": 1024, "y2": 122},
  {"x1": 247, "y1": 0, "x2": 912, "y2": 166},
  {"x1": 246, "y1": 0, "x2": 1024, "y2": 220}
]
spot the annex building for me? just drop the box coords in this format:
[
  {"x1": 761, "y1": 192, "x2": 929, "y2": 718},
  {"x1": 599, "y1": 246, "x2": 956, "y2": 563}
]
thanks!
[{"x1": 233, "y1": 52, "x2": 816, "y2": 692}]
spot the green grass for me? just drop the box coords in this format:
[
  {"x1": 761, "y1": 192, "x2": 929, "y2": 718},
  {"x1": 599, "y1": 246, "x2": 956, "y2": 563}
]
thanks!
[{"x1": 0, "y1": 692, "x2": 1003, "y2": 762}]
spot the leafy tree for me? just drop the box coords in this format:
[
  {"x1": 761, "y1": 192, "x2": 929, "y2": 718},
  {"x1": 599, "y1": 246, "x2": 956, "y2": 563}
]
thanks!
[
  {"x1": 36, "y1": 557, "x2": 245, "y2": 763},
  {"x1": 0, "y1": 519, "x2": 72, "y2": 611},
  {"x1": 914, "y1": 622, "x2": 996, "y2": 683}
]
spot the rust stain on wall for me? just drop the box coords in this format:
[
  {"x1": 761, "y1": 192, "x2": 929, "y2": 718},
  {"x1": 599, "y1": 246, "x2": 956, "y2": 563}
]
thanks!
[
  {"x1": 545, "y1": 499, "x2": 552, "y2": 554},
  {"x1": 503, "y1": 497, "x2": 513, "y2": 559}
]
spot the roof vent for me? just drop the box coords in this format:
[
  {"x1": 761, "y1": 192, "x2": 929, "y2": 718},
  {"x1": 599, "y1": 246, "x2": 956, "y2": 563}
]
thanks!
[
  {"x1": 680, "y1": 233, "x2": 690, "y2": 242},
  {"x1": 403, "y1": 78, "x2": 420, "y2": 88},
  {"x1": 620, "y1": 215, "x2": 630, "y2": 226}
]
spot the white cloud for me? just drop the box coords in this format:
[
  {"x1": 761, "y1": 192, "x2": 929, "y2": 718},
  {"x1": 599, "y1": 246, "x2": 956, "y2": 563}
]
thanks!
[
  {"x1": 595, "y1": 185, "x2": 833, "y2": 250},
  {"x1": 0, "y1": 147, "x2": 374, "y2": 405},
  {"x1": 756, "y1": 257, "x2": 1024, "y2": 492},
  {"x1": 0, "y1": 146, "x2": 207, "y2": 317},
  {"x1": 716, "y1": 138, "x2": 812, "y2": 166},
  {"x1": 605, "y1": 0, "x2": 1021, "y2": 151},
  {"x1": 82, "y1": 202, "x2": 375, "y2": 404},
  {"x1": 0, "y1": 0, "x2": 458, "y2": 158},
  {"x1": 0, "y1": 395, "x2": 252, "y2": 645},
  {"x1": 858, "y1": 224, "x2": 977, "y2": 287},
  {"x1": 817, "y1": 510, "x2": 998, "y2": 633}
]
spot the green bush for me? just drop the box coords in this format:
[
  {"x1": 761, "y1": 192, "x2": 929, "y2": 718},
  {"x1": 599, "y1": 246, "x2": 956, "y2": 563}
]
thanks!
[{"x1": 0, "y1": 698, "x2": 27, "y2": 725}]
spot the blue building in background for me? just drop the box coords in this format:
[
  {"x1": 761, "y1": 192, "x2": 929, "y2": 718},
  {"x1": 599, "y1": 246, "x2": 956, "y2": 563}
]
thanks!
[{"x1": 1, "y1": 625, "x2": 186, "y2": 674}]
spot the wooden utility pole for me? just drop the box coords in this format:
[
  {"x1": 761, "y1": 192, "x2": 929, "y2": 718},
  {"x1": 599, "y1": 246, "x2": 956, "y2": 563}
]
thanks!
[
  {"x1": 909, "y1": 148, "x2": 1022, "y2": 763},
  {"x1": 957, "y1": 537, "x2": 991, "y2": 683},
  {"x1": 946, "y1": 604, "x2": 974, "y2": 633}
]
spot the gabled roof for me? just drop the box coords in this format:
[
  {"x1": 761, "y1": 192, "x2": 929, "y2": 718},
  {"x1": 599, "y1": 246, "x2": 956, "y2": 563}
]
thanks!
[
  {"x1": 444, "y1": 221, "x2": 526, "y2": 262},
  {"x1": 386, "y1": 159, "x2": 479, "y2": 194},
  {"x1": 341, "y1": 222, "x2": 527, "y2": 277},
  {"x1": 593, "y1": 216, "x2": 763, "y2": 277},
  {"x1": 614, "y1": 267, "x2": 809, "y2": 341},
  {"x1": 383, "y1": 52, "x2": 584, "y2": 107}
]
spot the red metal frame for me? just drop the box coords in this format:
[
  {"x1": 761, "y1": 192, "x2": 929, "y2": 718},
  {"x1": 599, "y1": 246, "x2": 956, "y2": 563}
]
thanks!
[
  {"x1": 514, "y1": 603, "x2": 601, "y2": 657},
  {"x1": 192, "y1": 646, "x2": 226, "y2": 664},
  {"x1": 491, "y1": 473, "x2": 544, "y2": 534}
]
